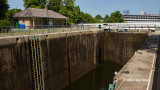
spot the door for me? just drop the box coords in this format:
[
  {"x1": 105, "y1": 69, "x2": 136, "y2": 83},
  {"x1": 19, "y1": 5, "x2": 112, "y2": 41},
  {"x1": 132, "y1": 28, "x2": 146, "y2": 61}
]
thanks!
[{"x1": 14, "y1": 19, "x2": 19, "y2": 28}]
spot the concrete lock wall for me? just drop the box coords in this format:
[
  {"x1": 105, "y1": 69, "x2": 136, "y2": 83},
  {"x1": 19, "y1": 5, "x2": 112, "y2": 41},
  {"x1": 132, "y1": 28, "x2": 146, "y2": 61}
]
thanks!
[
  {"x1": 0, "y1": 30, "x2": 148, "y2": 90},
  {"x1": 0, "y1": 37, "x2": 33, "y2": 90},
  {"x1": 103, "y1": 32, "x2": 148, "y2": 65}
]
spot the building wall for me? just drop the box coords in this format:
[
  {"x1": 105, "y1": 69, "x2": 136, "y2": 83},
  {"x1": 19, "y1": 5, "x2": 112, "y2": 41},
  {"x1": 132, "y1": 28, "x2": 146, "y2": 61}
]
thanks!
[
  {"x1": 12, "y1": 18, "x2": 65, "y2": 28},
  {"x1": 12, "y1": 18, "x2": 31, "y2": 27},
  {"x1": 31, "y1": 18, "x2": 44, "y2": 26},
  {"x1": 54, "y1": 19, "x2": 64, "y2": 25}
]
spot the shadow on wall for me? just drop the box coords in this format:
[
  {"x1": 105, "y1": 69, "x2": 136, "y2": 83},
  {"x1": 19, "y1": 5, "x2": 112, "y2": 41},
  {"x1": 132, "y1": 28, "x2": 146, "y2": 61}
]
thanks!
[
  {"x1": 152, "y1": 35, "x2": 160, "y2": 90},
  {"x1": 103, "y1": 32, "x2": 148, "y2": 65}
]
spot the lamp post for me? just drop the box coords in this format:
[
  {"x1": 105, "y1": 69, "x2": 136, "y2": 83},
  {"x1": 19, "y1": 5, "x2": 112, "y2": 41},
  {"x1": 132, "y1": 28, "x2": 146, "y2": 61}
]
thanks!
[{"x1": 46, "y1": 0, "x2": 49, "y2": 32}]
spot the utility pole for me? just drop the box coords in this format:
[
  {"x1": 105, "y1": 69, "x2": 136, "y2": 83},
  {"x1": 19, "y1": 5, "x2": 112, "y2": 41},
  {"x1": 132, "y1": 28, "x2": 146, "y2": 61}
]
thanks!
[
  {"x1": 15, "y1": 5, "x2": 21, "y2": 13},
  {"x1": 46, "y1": 0, "x2": 49, "y2": 32}
]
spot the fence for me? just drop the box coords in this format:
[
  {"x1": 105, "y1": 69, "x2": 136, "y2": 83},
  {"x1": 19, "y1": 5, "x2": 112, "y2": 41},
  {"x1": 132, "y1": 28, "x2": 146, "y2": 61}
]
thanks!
[{"x1": 0, "y1": 25, "x2": 100, "y2": 36}]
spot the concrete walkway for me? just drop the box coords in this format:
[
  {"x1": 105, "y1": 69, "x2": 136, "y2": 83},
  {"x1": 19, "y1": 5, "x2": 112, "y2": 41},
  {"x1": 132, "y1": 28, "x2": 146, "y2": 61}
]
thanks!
[{"x1": 114, "y1": 32, "x2": 159, "y2": 90}]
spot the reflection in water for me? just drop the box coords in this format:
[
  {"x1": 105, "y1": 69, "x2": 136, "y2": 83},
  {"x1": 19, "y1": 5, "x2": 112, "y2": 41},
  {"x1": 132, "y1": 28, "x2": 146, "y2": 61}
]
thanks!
[{"x1": 63, "y1": 61, "x2": 123, "y2": 90}]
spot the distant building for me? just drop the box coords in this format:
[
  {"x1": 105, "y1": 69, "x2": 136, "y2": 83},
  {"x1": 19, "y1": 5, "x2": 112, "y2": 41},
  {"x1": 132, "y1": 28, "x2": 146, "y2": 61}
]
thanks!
[
  {"x1": 99, "y1": 20, "x2": 104, "y2": 22},
  {"x1": 140, "y1": 11, "x2": 147, "y2": 15},
  {"x1": 12, "y1": 8, "x2": 69, "y2": 28},
  {"x1": 123, "y1": 14, "x2": 160, "y2": 22}
]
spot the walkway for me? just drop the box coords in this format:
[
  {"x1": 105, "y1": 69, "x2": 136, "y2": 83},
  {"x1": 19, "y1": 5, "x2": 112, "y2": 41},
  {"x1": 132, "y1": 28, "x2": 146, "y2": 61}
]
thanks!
[{"x1": 115, "y1": 31, "x2": 159, "y2": 90}]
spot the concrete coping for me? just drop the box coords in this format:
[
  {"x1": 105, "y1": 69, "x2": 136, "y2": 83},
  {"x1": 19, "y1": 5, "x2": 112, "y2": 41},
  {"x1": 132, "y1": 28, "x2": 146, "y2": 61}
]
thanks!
[{"x1": 0, "y1": 30, "x2": 102, "y2": 46}]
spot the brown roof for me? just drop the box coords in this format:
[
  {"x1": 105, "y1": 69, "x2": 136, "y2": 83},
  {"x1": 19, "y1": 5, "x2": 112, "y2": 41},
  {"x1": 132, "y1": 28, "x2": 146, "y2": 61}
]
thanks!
[{"x1": 13, "y1": 8, "x2": 69, "y2": 19}]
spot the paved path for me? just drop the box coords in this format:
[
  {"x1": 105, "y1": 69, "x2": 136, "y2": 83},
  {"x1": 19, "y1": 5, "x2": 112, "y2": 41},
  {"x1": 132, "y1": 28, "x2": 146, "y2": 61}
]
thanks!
[{"x1": 114, "y1": 32, "x2": 159, "y2": 90}]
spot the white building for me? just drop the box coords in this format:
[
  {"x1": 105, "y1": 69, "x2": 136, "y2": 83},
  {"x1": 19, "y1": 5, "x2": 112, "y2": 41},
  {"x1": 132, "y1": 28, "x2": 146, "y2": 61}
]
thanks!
[{"x1": 123, "y1": 14, "x2": 160, "y2": 22}]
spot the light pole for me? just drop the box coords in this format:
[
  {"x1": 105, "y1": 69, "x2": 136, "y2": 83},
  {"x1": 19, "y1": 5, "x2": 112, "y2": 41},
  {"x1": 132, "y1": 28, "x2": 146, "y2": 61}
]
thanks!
[
  {"x1": 15, "y1": 5, "x2": 21, "y2": 13},
  {"x1": 46, "y1": 0, "x2": 49, "y2": 32}
]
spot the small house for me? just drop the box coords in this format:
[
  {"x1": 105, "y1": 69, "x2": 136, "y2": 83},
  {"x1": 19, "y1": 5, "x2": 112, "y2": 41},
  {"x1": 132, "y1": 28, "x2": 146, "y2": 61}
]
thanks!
[{"x1": 12, "y1": 8, "x2": 69, "y2": 28}]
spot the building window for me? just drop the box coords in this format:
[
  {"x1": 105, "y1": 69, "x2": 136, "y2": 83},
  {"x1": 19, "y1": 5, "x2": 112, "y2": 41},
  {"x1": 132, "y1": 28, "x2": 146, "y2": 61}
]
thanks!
[
  {"x1": 40, "y1": 20, "x2": 41, "y2": 24},
  {"x1": 49, "y1": 19, "x2": 53, "y2": 25},
  {"x1": 36, "y1": 20, "x2": 38, "y2": 24}
]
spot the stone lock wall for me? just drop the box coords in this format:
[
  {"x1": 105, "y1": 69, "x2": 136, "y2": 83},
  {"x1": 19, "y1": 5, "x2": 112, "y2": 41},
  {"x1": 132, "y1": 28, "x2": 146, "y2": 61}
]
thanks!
[
  {"x1": 0, "y1": 30, "x2": 148, "y2": 90},
  {"x1": 103, "y1": 32, "x2": 148, "y2": 65}
]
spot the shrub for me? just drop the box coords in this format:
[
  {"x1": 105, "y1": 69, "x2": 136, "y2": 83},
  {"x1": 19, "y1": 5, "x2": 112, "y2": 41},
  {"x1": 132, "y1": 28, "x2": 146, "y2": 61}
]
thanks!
[{"x1": 0, "y1": 20, "x2": 11, "y2": 26}]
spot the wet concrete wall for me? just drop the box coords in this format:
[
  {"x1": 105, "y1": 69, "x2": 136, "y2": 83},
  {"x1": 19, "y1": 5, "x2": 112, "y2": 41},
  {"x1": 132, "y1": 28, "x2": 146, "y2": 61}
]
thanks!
[
  {"x1": 0, "y1": 37, "x2": 32, "y2": 90},
  {"x1": 67, "y1": 31, "x2": 96, "y2": 82},
  {"x1": 103, "y1": 32, "x2": 148, "y2": 65},
  {"x1": 0, "y1": 30, "x2": 148, "y2": 90}
]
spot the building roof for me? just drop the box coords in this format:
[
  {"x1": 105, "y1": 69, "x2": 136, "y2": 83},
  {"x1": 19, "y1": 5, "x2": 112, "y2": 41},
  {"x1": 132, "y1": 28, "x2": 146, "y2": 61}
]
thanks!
[{"x1": 13, "y1": 8, "x2": 69, "y2": 19}]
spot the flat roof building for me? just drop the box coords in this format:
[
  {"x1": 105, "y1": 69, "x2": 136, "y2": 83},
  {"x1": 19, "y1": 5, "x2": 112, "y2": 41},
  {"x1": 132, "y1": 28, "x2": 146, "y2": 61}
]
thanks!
[{"x1": 123, "y1": 14, "x2": 160, "y2": 22}]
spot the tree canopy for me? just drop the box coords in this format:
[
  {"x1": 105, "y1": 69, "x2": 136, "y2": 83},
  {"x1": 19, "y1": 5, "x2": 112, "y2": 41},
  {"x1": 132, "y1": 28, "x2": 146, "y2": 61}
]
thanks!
[
  {"x1": 5, "y1": 9, "x2": 22, "y2": 20},
  {"x1": 95, "y1": 15, "x2": 103, "y2": 20},
  {"x1": 22, "y1": 0, "x2": 124, "y2": 24},
  {"x1": 0, "y1": 0, "x2": 125, "y2": 26},
  {"x1": 74, "y1": 6, "x2": 84, "y2": 23},
  {"x1": 104, "y1": 14, "x2": 109, "y2": 22},
  {"x1": 0, "y1": 0, "x2": 9, "y2": 20},
  {"x1": 59, "y1": 0, "x2": 76, "y2": 24},
  {"x1": 107, "y1": 11, "x2": 124, "y2": 23},
  {"x1": 48, "y1": 0, "x2": 62, "y2": 12},
  {"x1": 23, "y1": 0, "x2": 98, "y2": 24},
  {"x1": 23, "y1": 0, "x2": 46, "y2": 9}
]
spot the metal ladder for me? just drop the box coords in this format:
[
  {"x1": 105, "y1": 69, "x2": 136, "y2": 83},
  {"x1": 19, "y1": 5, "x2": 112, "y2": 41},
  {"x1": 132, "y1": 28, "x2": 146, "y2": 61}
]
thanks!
[{"x1": 29, "y1": 36, "x2": 44, "y2": 90}]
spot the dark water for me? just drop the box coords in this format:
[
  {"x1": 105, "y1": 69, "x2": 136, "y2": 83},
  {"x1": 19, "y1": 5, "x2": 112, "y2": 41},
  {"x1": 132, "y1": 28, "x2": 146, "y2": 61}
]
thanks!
[{"x1": 63, "y1": 61, "x2": 123, "y2": 90}]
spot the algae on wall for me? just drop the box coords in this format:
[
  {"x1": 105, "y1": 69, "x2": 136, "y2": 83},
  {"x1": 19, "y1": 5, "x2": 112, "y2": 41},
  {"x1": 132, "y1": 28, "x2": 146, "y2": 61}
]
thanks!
[
  {"x1": 103, "y1": 32, "x2": 148, "y2": 65},
  {"x1": 0, "y1": 38, "x2": 33, "y2": 90},
  {"x1": 0, "y1": 30, "x2": 148, "y2": 90}
]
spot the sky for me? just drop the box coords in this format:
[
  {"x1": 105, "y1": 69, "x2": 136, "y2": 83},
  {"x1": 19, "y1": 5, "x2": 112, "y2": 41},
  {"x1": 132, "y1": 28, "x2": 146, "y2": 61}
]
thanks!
[{"x1": 8, "y1": 0, "x2": 160, "y2": 17}]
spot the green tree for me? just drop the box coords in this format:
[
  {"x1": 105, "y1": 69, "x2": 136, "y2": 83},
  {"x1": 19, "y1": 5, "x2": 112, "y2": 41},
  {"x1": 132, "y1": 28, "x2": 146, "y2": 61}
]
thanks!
[
  {"x1": 104, "y1": 14, "x2": 109, "y2": 22},
  {"x1": 95, "y1": 14, "x2": 103, "y2": 20},
  {"x1": 107, "y1": 11, "x2": 124, "y2": 23},
  {"x1": 0, "y1": 20, "x2": 11, "y2": 26},
  {"x1": 74, "y1": 6, "x2": 85, "y2": 23},
  {"x1": 5, "y1": 9, "x2": 22, "y2": 20},
  {"x1": 92, "y1": 18, "x2": 98, "y2": 23},
  {"x1": 106, "y1": 17, "x2": 113, "y2": 23},
  {"x1": 0, "y1": 0, "x2": 9, "y2": 20},
  {"x1": 23, "y1": 0, "x2": 46, "y2": 9},
  {"x1": 59, "y1": 0, "x2": 76, "y2": 25},
  {"x1": 83, "y1": 13, "x2": 97, "y2": 23},
  {"x1": 48, "y1": 0, "x2": 62, "y2": 12}
]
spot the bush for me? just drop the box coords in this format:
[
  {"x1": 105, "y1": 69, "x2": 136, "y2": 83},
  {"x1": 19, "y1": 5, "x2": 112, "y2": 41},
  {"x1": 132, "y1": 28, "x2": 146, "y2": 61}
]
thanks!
[{"x1": 0, "y1": 20, "x2": 11, "y2": 26}]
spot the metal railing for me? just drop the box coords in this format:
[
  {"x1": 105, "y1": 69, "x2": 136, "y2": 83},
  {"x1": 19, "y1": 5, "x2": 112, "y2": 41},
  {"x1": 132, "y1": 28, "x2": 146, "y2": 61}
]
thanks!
[
  {"x1": 0, "y1": 25, "x2": 100, "y2": 37},
  {"x1": 104, "y1": 24, "x2": 160, "y2": 29}
]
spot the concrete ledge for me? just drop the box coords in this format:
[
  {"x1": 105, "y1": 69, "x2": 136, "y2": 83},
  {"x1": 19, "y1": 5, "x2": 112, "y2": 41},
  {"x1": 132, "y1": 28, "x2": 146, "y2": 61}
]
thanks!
[
  {"x1": 0, "y1": 30, "x2": 101, "y2": 46},
  {"x1": 115, "y1": 34, "x2": 159, "y2": 90}
]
